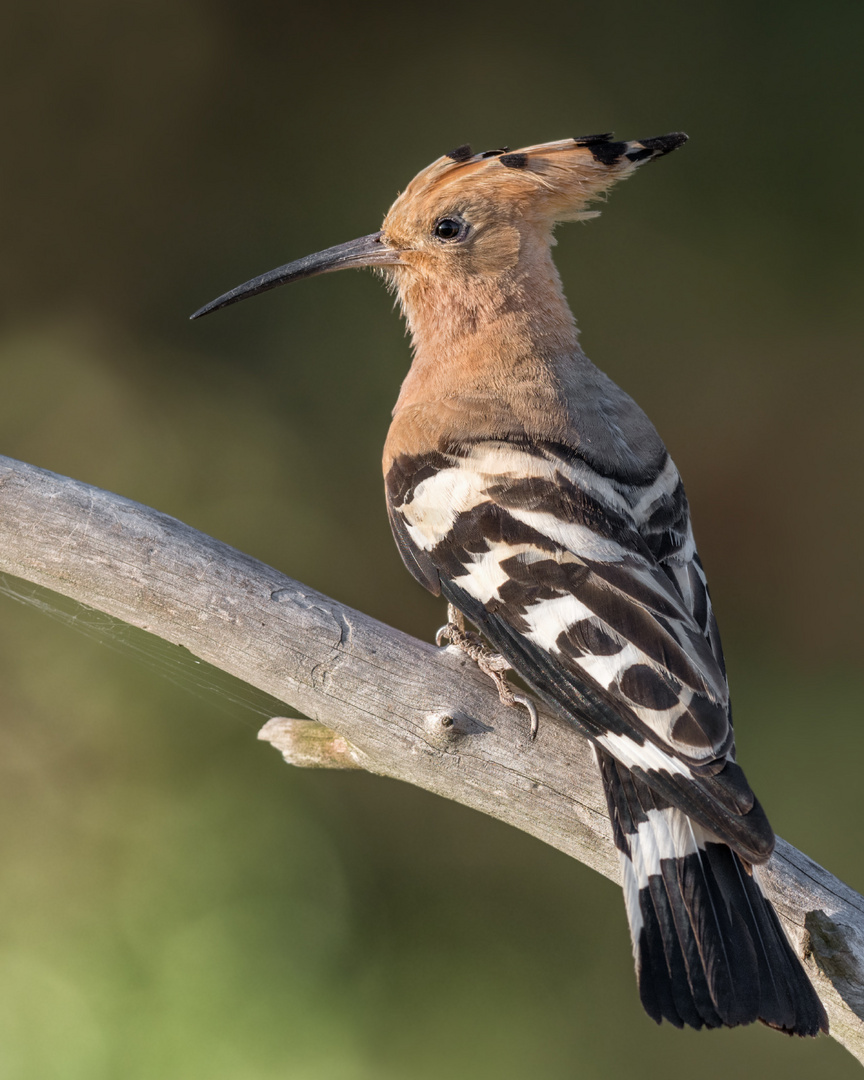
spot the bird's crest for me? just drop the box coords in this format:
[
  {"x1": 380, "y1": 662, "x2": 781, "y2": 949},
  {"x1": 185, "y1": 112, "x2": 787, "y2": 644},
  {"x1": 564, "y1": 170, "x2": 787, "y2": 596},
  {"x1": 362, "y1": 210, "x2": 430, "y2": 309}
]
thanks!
[{"x1": 386, "y1": 132, "x2": 688, "y2": 227}]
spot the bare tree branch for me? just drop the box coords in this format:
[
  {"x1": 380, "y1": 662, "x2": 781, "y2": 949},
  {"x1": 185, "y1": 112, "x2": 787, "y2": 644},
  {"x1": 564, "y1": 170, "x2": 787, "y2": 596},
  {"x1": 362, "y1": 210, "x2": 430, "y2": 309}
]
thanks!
[{"x1": 1, "y1": 453, "x2": 862, "y2": 1063}]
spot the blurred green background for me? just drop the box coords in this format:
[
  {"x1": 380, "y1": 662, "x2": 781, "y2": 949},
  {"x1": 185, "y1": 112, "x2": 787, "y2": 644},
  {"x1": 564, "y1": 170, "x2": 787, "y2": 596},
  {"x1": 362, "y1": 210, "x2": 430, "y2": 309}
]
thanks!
[{"x1": 0, "y1": 0, "x2": 862, "y2": 1076}]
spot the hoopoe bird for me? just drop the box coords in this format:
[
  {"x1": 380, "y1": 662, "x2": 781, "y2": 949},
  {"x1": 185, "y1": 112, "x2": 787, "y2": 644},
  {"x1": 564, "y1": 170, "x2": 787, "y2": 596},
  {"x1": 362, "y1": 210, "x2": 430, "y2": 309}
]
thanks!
[{"x1": 192, "y1": 134, "x2": 828, "y2": 1035}]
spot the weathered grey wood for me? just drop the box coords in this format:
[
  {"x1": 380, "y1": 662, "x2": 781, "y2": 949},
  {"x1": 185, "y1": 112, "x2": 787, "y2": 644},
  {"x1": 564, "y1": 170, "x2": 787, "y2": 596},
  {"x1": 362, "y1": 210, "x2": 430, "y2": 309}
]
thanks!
[{"x1": 0, "y1": 453, "x2": 862, "y2": 1063}]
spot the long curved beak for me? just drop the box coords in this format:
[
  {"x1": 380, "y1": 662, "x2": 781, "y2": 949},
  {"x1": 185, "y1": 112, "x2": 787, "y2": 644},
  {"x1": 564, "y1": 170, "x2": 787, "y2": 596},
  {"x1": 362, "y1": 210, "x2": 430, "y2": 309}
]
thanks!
[{"x1": 190, "y1": 231, "x2": 401, "y2": 320}]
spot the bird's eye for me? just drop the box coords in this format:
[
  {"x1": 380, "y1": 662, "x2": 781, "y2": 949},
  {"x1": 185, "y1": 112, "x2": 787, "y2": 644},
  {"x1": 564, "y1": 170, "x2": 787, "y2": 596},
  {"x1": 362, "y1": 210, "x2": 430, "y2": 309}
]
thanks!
[{"x1": 433, "y1": 217, "x2": 466, "y2": 242}]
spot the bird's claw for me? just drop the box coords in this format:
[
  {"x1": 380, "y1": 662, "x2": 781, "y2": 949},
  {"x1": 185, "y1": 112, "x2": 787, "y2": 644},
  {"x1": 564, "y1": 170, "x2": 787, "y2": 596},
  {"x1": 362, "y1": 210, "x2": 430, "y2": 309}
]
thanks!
[
  {"x1": 513, "y1": 694, "x2": 539, "y2": 739},
  {"x1": 488, "y1": 673, "x2": 538, "y2": 740}
]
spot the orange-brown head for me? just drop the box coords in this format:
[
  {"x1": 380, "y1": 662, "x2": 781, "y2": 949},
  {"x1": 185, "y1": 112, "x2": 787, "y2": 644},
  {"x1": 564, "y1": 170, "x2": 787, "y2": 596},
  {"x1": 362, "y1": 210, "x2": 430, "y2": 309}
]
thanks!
[{"x1": 190, "y1": 133, "x2": 687, "y2": 323}]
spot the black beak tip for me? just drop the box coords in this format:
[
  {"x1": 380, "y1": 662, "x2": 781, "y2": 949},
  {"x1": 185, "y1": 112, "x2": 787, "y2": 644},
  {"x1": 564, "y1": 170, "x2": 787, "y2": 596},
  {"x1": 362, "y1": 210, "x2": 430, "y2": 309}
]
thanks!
[
  {"x1": 190, "y1": 291, "x2": 238, "y2": 319},
  {"x1": 189, "y1": 291, "x2": 245, "y2": 321}
]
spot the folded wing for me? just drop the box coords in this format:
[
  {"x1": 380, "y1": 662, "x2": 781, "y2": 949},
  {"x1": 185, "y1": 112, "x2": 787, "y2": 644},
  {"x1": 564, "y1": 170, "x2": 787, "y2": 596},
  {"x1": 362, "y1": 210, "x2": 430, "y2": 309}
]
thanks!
[{"x1": 386, "y1": 439, "x2": 774, "y2": 862}]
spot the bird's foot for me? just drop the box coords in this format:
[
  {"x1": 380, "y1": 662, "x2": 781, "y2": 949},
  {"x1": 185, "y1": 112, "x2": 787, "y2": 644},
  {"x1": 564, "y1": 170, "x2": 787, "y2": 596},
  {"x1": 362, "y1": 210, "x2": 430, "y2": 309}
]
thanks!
[{"x1": 436, "y1": 604, "x2": 538, "y2": 738}]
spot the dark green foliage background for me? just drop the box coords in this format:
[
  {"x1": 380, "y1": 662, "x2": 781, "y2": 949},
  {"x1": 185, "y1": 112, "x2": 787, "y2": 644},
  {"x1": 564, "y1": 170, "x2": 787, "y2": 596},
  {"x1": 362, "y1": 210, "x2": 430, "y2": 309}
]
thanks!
[{"x1": 0, "y1": 1, "x2": 861, "y2": 1076}]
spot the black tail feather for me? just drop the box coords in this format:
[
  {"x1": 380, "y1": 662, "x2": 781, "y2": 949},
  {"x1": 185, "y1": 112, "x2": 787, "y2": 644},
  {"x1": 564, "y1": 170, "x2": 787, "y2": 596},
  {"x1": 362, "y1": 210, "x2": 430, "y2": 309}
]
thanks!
[{"x1": 597, "y1": 749, "x2": 828, "y2": 1035}]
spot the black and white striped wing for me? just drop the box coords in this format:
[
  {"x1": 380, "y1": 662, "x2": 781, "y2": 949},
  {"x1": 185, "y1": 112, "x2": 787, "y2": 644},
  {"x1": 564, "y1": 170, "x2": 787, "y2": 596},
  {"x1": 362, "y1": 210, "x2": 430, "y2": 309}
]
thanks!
[{"x1": 385, "y1": 439, "x2": 773, "y2": 862}]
